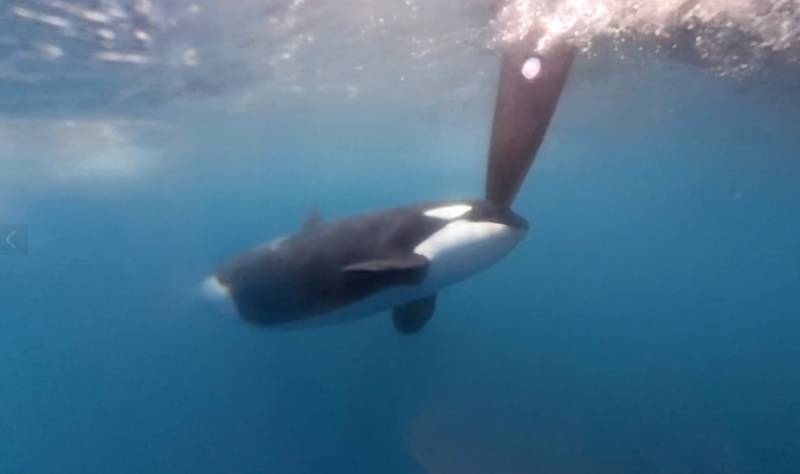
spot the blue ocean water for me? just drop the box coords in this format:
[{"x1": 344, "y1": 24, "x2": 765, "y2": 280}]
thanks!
[{"x1": 2, "y1": 6, "x2": 800, "y2": 473}]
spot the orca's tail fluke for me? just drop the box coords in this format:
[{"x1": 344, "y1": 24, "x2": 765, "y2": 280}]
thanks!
[{"x1": 485, "y1": 36, "x2": 575, "y2": 209}]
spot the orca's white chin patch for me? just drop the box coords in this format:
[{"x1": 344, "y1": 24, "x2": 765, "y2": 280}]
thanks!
[
  {"x1": 414, "y1": 220, "x2": 526, "y2": 287},
  {"x1": 202, "y1": 275, "x2": 237, "y2": 316}
]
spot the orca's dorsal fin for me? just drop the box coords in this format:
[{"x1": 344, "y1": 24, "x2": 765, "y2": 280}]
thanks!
[
  {"x1": 485, "y1": 36, "x2": 575, "y2": 209},
  {"x1": 302, "y1": 210, "x2": 323, "y2": 231},
  {"x1": 393, "y1": 294, "x2": 437, "y2": 334}
]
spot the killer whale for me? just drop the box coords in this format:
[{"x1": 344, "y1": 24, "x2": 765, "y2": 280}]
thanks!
[{"x1": 206, "y1": 36, "x2": 575, "y2": 333}]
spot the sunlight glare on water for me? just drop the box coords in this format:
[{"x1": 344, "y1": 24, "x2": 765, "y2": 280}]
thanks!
[
  {"x1": 1, "y1": 0, "x2": 799, "y2": 118},
  {"x1": 497, "y1": 0, "x2": 800, "y2": 66}
]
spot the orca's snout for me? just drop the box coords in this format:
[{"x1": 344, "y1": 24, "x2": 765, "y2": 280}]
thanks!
[{"x1": 202, "y1": 275, "x2": 238, "y2": 316}]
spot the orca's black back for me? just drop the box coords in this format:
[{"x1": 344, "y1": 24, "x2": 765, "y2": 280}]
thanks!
[{"x1": 216, "y1": 202, "x2": 459, "y2": 324}]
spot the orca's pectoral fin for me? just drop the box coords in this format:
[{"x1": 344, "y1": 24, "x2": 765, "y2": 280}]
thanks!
[
  {"x1": 302, "y1": 210, "x2": 323, "y2": 231},
  {"x1": 393, "y1": 294, "x2": 437, "y2": 334},
  {"x1": 341, "y1": 254, "x2": 429, "y2": 285}
]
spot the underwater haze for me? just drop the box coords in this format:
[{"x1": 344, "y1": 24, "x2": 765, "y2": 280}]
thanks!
[{"x1": 2, "y1": 0, "x2": 800, "y2": 473}]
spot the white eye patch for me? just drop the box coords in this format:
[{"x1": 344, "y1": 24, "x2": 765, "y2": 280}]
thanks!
[{"x1": 423, "y1": 204, "x2": 472, "y2": 220}]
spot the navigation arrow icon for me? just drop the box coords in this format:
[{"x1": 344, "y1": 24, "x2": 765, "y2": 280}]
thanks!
[
  {"x1": 1, "y1": 224, "x2": 27, "y2": 255},
  {"x1": 5, "y1": 230, "x2": 16, "y2": 250}
]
